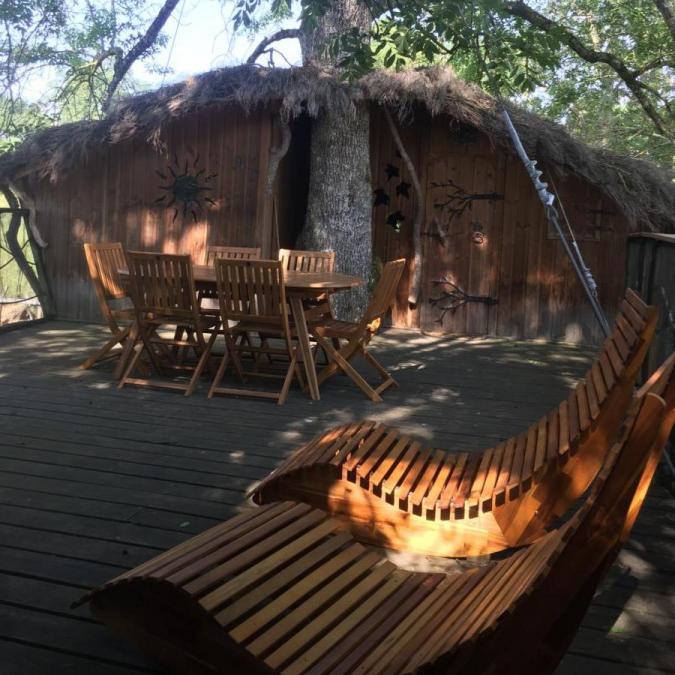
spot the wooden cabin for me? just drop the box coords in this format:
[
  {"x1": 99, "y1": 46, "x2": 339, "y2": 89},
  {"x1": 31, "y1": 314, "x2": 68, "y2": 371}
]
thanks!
[{"x1": 0, "y1": 66, "x2": 672, "y2": 344}]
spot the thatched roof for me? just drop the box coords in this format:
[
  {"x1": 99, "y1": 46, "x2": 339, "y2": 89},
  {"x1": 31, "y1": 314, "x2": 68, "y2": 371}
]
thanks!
[{"x1": 1, "y1": 65, "x2": 673, "y2": 231}]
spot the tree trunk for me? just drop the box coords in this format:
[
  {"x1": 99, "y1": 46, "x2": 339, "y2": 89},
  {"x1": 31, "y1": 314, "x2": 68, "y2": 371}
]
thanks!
[{"x1": 298, "y1": 0, "x2": 372, "y2": 321}]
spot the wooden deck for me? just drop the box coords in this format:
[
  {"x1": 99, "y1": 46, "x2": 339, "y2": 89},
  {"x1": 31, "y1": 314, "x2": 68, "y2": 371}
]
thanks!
[{"x1": 0, "y1": 321, "x2": 673, "y2": 674}]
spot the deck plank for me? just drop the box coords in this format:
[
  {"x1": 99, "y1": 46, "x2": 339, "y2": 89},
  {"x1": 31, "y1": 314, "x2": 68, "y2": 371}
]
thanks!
[{"x1": 0, "y1": 321, "x2": 672, "y2": 674}]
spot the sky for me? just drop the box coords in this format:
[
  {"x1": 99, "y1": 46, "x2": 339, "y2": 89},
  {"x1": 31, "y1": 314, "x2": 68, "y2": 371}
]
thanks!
[{"x1": 131, "y1": 0, "x2": 302, "y2": 88}]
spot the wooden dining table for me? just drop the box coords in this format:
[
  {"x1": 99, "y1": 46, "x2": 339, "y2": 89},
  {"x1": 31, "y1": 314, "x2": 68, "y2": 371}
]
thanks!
[{"x1": 120, "y1": 265, "x2": 363, "y2": 401}]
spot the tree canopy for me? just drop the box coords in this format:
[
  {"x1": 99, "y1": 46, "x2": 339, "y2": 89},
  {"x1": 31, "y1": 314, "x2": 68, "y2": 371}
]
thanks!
[
  {"x1": 0, "y1": 0, "x2": 673, "y2": 167},
  {"x1": 238, "y1": 0, "x2": 674, "y2": 167}
]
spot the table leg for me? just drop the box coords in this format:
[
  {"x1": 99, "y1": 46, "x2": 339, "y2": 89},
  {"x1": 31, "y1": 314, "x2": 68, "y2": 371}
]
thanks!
[{"x1": 290, "y1": 296, "x2": 320, "y2": 401}]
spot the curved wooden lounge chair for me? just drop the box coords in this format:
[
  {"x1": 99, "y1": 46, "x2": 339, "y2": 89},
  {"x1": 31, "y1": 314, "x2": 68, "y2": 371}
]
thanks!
[
  {"x1": 81, "y1": 387, "x2": 673, "y2": 675},
  {"x1": 252, "y1": 290, "x2": 658, "y2": 556}
]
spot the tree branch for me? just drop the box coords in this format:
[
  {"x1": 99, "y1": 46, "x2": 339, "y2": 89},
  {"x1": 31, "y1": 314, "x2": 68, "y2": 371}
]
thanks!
[
  {"x1": 266, "y1": 119, "x2": 292, "y2": 195},
  {"x1": 246, "y1": 28, "x2": 302, "y2": 65},
  {"x1": 383, "y1": 107, "x2": 425, "y2": 306},
  {"x1": 502, "y1": 1, "x2": 673, "y2": 139},
  {"x1": 652, "y1": 0, "x2": 675, "y2": 41},
  {"x1": 102, "y1": 0, "x2": 181, "y2": 112}
]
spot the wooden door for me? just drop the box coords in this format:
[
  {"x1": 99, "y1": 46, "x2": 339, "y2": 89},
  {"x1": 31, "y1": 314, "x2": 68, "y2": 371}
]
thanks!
[{"x1": 420, "y1": 150, "x2": 505, "y2": 336}]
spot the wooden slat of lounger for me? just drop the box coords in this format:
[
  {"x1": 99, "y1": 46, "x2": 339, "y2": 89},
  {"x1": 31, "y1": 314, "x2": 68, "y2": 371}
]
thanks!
[
  {"x1": 558, "y1": 400, "x2": 570, "y2": 460},
  {"x1": 616, "y1": 313, "x2": 638, "y2": 348},
  {"x1": 592, "y1": 362, "x2": 608, "y2": 404},
  {"x1": 180, "y1": 508, "x2": 325, "y2": 594},
  {"x1": 382, "y1": 440, "x2": 422, "y2": 499},
  {"x1": 480, "y1": 443, "x2": 504, "y2": 513},
  {"x1": 283, "y1": 427, "x2": 349, "y2": 471},
  {"x1": 613, "y1": 328, "x2": 631, "y2": 362},
  {"x1": 439, "y1": 451, "x2": 469, "y2": 513},
  {"x1": 199, "y1": 518, "x2": 341, "y2": 612},
  {"x1": 568, "y1": 390, "x2": 580, "y2": 451},
  {"x1": 356, "y1": 428, "x2": 399, "y2": 479},
  {"x1": 343, "y1": 425, "x2": 389, "y2": 476},
  {"x1": 626, "y1": 287, "x2": 650, "y2": 319},
  {"x1": 217, "y1": 532, "x2": 353, "y2": 627},
  {"x1": 456, "y1": 531, "x2": 562, "y2": 647},
  {"x1": 521, "y1": 424, "x2": 538, "y2": 488},
  {"x1": 283, "y1": 569, "x2": 414, "y2": 675},
  {"x1": 452, "y1": 452, "x2": 482, "y2": 518},
  {"x1": 305, "y1": 422, "x2": 362, "y2": 467},
  {"x1": 321, "y1": 574, "x2": 444, "y2": 675},
  {"x1": 406, "y1": 554, "x2": 524, "y2": 671},
  {"x1": 353, "y1": 574, "x2": 464, "y2": 675},
  {"x1": 430, "y1": 533, "x2": 561, "y2": 663},
  {"x1": 396, "y1": 446, "x2": 433, "y2": 507},
  {"x1": 410, "y1": 449, "x2": 445, "y2": 510},
  {"x1": 154, "y1": 502, "x2": 309, "y2": 583},
  {"x1": 466, "y1": 534, "x2": 565, "y2": 644},
  {"x1": 114, "y1": 502, "x2": 290, "y2": 582},
  {"x1": 469, "y1": 447, "x2": 494, "y2": 506},
  {"x1": 320, "y1": 421, "x2": 375, "y2": 465},
  {"x1": 620, "y1": 298, "x2": 646, "y2": 332},
  {"x1": 494, "y1": 437, "x2": 516, "y2": 508},
  {"x1": 263, "y1": 559, "x2": 396, "y2": 669},
  {"x1": 546, "y1": 409, "x2": 559, "y2": 463},
  {"x1": 533, "y1": 417, "x2": 548, "y2": 479},
  {"x1": 507, "y1": 433, "x2": 527, "y2": 500},
  {"x1": 270, "y1": 434, "x2": 334, "y2": 481},
  {"x1": 380, "y1": 568, "x2": 492, "y2": 675},
  {"x1": 586, "y1": 373, "x2": 601, "y2": 420},
  {"x1": 329, "y1": 421, "x2": 378, "y2": 467},
  {"x1": 576, "y1": 382, "x2": 591, "y2": 432},
  {"x1": 605, "y1": 337, "x2": 624, "y2": 376},
  {"x1": 369, "y1": 436, "x2": 412, "y2": 490},
  {"x1": 599, "y1": 350, "x2": 616, "y2": 390},
  {"x1": 423, "y1": 452, "x2": 457, "y2": 517},
  {"x1": 229, "y1": 543, "x2": 370, "y2": 644}
]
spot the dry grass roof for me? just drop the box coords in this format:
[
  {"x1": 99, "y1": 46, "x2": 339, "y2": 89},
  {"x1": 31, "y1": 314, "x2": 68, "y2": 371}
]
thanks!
[{"x1": 0, "y1": 65, "x2": 672, "y2": 231}]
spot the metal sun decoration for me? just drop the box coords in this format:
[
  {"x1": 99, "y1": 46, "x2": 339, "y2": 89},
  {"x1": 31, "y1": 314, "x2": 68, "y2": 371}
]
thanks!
[{"x1": 154, "y1": 154, "x2": 218, "y2": 223}]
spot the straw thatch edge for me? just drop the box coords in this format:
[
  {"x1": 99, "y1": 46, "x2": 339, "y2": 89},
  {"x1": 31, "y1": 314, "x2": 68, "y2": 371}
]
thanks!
[{"x1": 0, "y1": 65, "x2": 672, "y2": 231}]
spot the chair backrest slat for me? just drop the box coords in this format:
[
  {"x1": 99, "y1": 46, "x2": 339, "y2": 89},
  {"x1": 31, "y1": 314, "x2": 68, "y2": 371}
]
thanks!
[
  {"x1": 364, "y1": 259, "x2": 406, "y2": 325},
  {"x1": 205, "y1": 246, "x2": 261, "y2": 265},
  {"x1": 215, "y1": 258, "x2": 288, "y2": 324},
  {"x1": 126, "y1": 252, "x2": 197, "y2": 318},
  {"x1": 279, "y1": 248, "x2": 335, "y2": 273}
]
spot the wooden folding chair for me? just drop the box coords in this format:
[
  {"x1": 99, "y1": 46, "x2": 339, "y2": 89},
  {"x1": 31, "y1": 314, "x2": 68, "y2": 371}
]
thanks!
[
  {"x1": 207, "y1": 258, "x2": 303, "y2": 405},
  {"x1": 205, "y1": 245, "x2": 261, "y2": 265},
  {"x1": 118, "y1": 252, "x2": 218, "y2": 396},
  {"x1": 310, "y1": 258, "x2": 405, "y2": 402},
  {"x1": 278, "y1": 248, "x2": 337, "y2": 362},
  {"x1": 81, "y1": 242, "x2": 136, "y2": 378},
  {"x1": 199, "y1": 246, "x2": 262, "y2": 310},
  {"x1": 278, "y1": 248, "x2": 335, "y2": 273}
]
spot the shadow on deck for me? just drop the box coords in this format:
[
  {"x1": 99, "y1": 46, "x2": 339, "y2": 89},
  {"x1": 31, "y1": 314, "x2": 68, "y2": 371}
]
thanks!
[{"x1": 0, "y1": 321, "x2": 672, "y2": 674}]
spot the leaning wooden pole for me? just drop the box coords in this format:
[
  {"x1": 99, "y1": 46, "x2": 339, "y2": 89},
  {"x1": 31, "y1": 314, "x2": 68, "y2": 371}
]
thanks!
[
  {"x1": 500, "y1": 110, "x2": 610, "y2": 337},
  {"x1": 383, "y1": 107, "x2": 425, "y2": 306}
]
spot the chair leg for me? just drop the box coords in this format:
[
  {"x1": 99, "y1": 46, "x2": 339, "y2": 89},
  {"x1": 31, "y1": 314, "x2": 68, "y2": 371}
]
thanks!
[
  {"x1": 208, "y1": 352, "x2": 230, "y2": 398},
  {"x1": 278, "y1": 352, "x2": 298, "y2": 405},
  {"x1": 315, "y1": 336, "x2": 382, "y2": 402},
  {"x1": 80, "y1": 326, "x2": 130, "y2": 370},
  {"x1": 118, "y1": 342, "x2": 145, "y2": 389},
  {"x1": 361, "y1": 346, "x2": 398, "y2": 392},
  {"x1": 185, "y1": 331, "x2": 219, "y2": 397},
  {"x1": 113, "y1": 325, "x2": 138, "y2": 380}
]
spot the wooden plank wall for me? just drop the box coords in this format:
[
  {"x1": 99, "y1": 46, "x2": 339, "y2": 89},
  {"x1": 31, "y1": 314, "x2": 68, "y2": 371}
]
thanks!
[
  {"x1": 370, "y1": 107, "x2": 630, "y2": 344},
  {"x1": 26, "y1": 100, "x2": 629, "y2": 344},
  {"x1": 28, "y1": 105, "x2": 276, "y2": 322}
]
